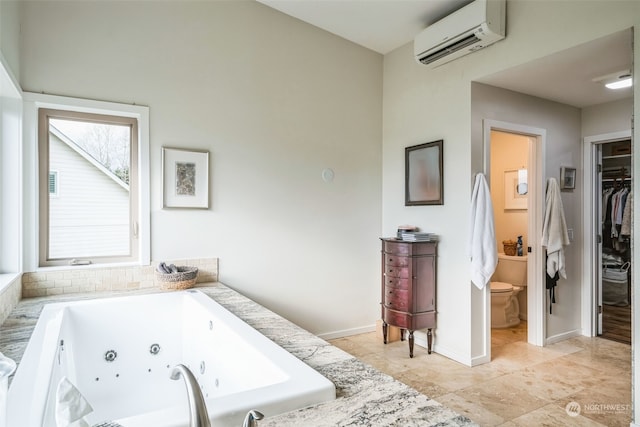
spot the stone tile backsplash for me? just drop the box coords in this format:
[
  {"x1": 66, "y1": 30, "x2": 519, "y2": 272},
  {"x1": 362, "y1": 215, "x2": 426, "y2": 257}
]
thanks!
[{"x1": 22, "y1": 258, "x2": 219, "y2": 298}]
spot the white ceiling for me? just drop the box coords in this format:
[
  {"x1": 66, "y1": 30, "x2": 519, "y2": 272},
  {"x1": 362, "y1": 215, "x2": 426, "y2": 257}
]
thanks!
[
  {"x1": 257, "y1": 0, "x2": 633, "y2": 108},
  {"x1": 478, "y1": 28, "x2": 633, "y2": 108},
  {"x1": 257, "y1": 0, "x2": 474, "y2": 55}
]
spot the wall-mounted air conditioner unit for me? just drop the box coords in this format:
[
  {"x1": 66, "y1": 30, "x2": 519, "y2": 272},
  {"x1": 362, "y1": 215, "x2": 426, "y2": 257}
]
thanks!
[{"x1": 414, "y1": 0, "x2": 505, "y2": 68}]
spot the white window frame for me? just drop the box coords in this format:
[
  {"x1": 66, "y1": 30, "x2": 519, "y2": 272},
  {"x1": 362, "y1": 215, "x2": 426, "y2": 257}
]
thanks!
[
  {"x1": 0, "y1": 54, "x2": 22, "y2": 287},
  {"x1": 23, "y1": 93, "x2": 150, "y2": 269}
]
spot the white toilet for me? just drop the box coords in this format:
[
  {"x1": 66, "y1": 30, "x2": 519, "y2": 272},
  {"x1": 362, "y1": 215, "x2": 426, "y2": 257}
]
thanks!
[{"x1": 490, "y1": 253, "x2": 527, "y2": 328}]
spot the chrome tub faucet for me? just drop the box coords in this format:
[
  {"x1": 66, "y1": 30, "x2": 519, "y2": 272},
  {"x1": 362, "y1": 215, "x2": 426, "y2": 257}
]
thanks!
[
  {"x1": 170, "y1": 364, "x2": 211, "y2": 427},
  {"x1": 243, "y1": 409, "x2": 264, "y2": 427}
]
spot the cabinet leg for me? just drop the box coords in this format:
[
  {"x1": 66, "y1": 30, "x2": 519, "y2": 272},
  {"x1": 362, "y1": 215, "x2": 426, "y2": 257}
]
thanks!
[
  {"x1": 400, "y1": 328, "x2": 406, "y2": 341},
  {"x1": 382, "y1": 321, "x2": 388, "y2": 344},
  {"x1": 427, "y1": 328, "x2": 433, "y2": 354},
  {"x1": 408, "y1": 330, "x2": 414, "y2": 358}
]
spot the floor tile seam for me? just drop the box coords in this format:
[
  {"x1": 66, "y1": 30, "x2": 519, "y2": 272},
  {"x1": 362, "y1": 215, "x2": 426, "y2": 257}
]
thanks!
[
  {"x1": 449, "y1": 376, "x2": 558, "y2": 408},
  {"x1": 500, "y1": 402, "x2": 611, "y2": 427},
  {"x1": 497, "y1": 398, "x2": 562, "y2": 424},
  {"x1": 442, "y1": 391, "x2": 554, "y2": 426},
  {"x1": 559, "y1": 352, "x2": 631, "y2": 375},
  {"x1": 431, "y1": 393, "x2": 497, "y2": 425},
  {"x1": 563, "y1": 384, "x2": 633, "y2": 405},
  {"x1": 507, "y1": 350, "x2": 589, "y2": 371},
  {"x1": 442, "y1": 369, "x2": 554, "y2": 397}
]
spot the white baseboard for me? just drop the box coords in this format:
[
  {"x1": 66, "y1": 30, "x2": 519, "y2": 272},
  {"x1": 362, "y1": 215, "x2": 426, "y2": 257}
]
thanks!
[
  {"x1": 317, "y1": 324, "x2": 376, "y2": 340},
  {"x1": 413, "y1": 330, "x2": 428, "y2": 348},
  {"x1": 412, "y1": 330, "x2": 473, "y2": 367},
  {"x1": 471, "y1": 353, "x2": 491, "y2": 366},
  {"x1": 545, "y1": 328, "x2": 581, "y2": 345}
]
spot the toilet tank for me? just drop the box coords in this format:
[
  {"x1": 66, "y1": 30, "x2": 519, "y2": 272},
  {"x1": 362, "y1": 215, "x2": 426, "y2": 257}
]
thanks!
[{"x1": 495, "y1": 253, "x2": 527, "y2": 286}]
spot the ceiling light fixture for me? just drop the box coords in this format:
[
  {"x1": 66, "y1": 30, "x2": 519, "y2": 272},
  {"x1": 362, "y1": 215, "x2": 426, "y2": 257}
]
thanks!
[
  {"x1": 593, "y1": 69, "x2": 633, "y2": 90},
  {"x1": 605, "y1": 77, "x2": 632, "y2": 90}
]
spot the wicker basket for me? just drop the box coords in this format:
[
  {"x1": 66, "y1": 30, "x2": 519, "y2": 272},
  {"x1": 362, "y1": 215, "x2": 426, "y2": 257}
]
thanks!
[
  {"x1": 502, "y1": 240, "x2": 517, "y2": 256},
  {"x1": 155, "y1": 266, "x2": 198, "y2": 290}
]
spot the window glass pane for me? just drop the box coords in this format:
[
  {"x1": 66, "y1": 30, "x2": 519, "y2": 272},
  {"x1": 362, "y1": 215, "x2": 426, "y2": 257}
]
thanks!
[{"x1": 47, "y1": 117, "x2": 131, "y2": 259}]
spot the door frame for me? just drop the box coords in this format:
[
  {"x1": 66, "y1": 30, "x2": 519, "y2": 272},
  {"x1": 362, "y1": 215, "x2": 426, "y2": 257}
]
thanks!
[
  {"x1": 483, "y1": 119, "x2": 546, "y2": 349},
  {"x1": 582, "y1": 130, "x2": 632, "y2": 336}
]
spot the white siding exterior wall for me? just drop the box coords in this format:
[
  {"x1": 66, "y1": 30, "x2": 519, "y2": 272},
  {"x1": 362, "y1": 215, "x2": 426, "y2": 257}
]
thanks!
[{"x1": 48, "y1": 133, "x2": 129, "y2": 258}]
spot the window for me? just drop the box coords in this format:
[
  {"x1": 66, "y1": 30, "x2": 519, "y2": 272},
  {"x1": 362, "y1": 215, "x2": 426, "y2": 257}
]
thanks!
[{"x1": 39, "y1": 109, "x2": 139, "y2": 266}]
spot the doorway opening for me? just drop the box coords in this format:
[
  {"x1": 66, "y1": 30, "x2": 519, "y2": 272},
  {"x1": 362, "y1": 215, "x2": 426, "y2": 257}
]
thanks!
[
  {"x1": 489, "y1": 130, "x2": 530, "y2": 348},
  {"x1": 586, "y1": 132, "x2": 632, "y2": 345},
  {"x1": 483, "y1": 120, "x2": 546, "y2": 361}
]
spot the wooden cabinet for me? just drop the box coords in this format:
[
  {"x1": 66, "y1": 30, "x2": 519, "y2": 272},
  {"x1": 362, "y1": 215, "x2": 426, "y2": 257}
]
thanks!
[{"x1": 380, "y1": 238, "x2": 436, "y2": 357}]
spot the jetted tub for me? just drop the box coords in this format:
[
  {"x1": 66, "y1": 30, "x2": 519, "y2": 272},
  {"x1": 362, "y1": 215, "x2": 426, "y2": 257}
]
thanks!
[{"x1": 7, "y1": 290, "x2": 335, "y2": 426}]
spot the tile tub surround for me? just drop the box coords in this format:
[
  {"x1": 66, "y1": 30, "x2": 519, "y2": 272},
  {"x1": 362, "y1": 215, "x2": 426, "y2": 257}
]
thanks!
[
  {"x1": 21, "y1": 257, "x2": 218, "y2": 297},
  {"x1": 0, "y1": 276, "x2": 21, "y2": 326},
  {"x1": 0, "y1": 283, "x2": 477, "y2": 427}
]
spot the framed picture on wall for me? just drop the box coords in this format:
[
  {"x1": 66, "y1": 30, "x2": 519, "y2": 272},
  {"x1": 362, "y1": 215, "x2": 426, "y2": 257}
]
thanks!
[
  {"x1": 405, "y1": 140, "x2": 443, "y2": 206},
  {"x1": 504, "y1": 170, "x2": 527, "y2": 210},
  {"x1": 162, "y1": 147, "x2": 210, "y2": 209},
  {"x1": 560, "y1": 166, "x2": 576, "y2": 190}
]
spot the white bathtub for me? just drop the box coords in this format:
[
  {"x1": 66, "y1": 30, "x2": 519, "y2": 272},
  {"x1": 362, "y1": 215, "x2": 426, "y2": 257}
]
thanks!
[{"x1": 7, "y1": 290, "x2": 335, "y2": 427}]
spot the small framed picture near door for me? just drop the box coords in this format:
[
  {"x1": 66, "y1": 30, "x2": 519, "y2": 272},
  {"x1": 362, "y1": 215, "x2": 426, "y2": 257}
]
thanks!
[
  {"x1": 162, "y1": 147, "x2": 210, "y2": 209},
  {"x1": 560, "y1": 166, "x2": 576, "y2": 191},
  {"x1": 405, "y1": 140, "x2": 443, "y2": 205},
  {"x1": 504, "y1": 170, "x2": 527, "y2": 210}
]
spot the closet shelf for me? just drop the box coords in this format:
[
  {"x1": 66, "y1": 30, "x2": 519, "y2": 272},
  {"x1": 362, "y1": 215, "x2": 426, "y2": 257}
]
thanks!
[
  {"x1": 602, "y1": 177, "x2": 631, "y2": 182},
  {"x1": 603, "y1": 154, "x2": 631, "y2": 160}
]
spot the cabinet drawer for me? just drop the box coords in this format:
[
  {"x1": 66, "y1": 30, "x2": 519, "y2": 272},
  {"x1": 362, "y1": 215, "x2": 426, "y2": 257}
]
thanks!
[
  {"x1": 413, "y1": 311, "x2": 437, "y2": 330},
  {"x1": 382, "y1": 239, "x2": 436, "y2": 256},
  {"x1": 384, "y1": 254, "x2": 409, "y2": 267},
  {"x1": 384, "y1": 264, "x2": 409, "y2": 279},
  {"x1": 382, "y1": 307, "x2": 410, "y2": 329},
  {"x1": 383, "y1": 241, "x2": 409, "y2": 255},
  {"x1": 384, "y1": 275, "x2": 410, "y2": 289},
  {"x1": 408, "y1": 242, "x2": 436, "y2": 256},
  {"x1": 383, "y1": 307, "x2": 436, "y2": 330},
  {"x1": 384, "y1": 287, "x2": 409, "y2": 311}
]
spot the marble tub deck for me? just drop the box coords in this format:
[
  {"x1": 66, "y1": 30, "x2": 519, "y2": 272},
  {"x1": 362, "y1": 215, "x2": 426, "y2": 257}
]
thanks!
[{"x1": 0, "y1": 283, "x2": 476, "y2": 427}]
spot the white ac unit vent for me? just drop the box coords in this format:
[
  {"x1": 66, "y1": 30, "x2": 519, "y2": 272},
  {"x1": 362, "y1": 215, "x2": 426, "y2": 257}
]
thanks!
[{"x1": 414, "y1": 0, "x2": 506, "y2": 68}]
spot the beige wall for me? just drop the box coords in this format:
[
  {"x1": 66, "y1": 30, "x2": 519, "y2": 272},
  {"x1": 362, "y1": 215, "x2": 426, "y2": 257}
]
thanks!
[
  {"x1": 582, "y1": 98, "x2": 633, "y2": 137},
  {"x1": 20, "y1": 0, "x2": 383, "y2": 336},
  {"x1": 490, "y1": 130, "x2": 529, "y2": 252}
]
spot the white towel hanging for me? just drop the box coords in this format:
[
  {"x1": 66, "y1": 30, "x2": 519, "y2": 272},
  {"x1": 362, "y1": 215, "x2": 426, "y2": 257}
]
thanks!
[
  {"x1": 469, "y1": 173, "x2": 498, "y2": 289},
  {"x1": 542, "y1": 178, "x2": 570, "y2": 279}
]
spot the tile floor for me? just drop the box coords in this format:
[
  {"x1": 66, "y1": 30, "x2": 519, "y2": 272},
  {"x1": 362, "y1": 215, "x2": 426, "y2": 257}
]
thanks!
[{"x1": 329, "y1": 322, "x2": 632, "y2": 426}]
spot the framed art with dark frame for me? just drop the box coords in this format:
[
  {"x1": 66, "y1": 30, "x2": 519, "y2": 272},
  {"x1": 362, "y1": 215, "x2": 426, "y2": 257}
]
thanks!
[
  {"x1": 560, "y1": 166, "x2": 576, "y2": 191},
  {"x1": 162, "y1": 147, "x2": 210, "y2": 209},
  {"x1": 405, "y1": 140, "x2": 443, "y2": 206}
]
